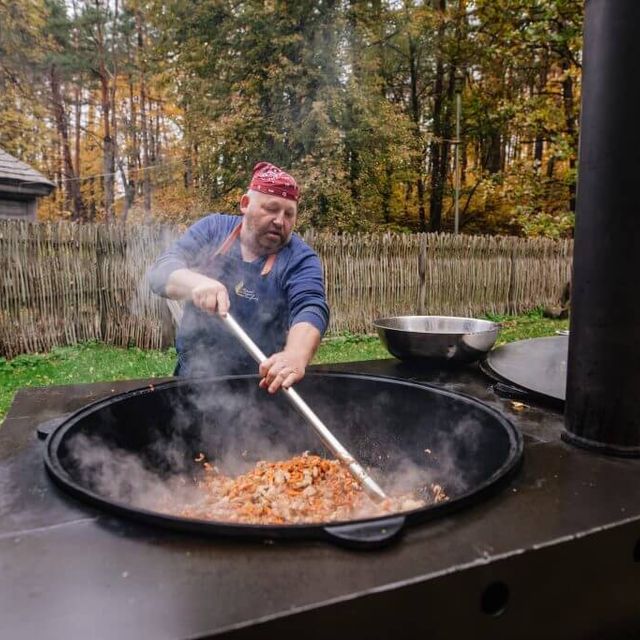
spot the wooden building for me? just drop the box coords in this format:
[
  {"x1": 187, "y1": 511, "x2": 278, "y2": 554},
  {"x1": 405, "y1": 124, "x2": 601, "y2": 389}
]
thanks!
[{"x1": 0, "y1": 147, "x2": 55, "y2": 220}]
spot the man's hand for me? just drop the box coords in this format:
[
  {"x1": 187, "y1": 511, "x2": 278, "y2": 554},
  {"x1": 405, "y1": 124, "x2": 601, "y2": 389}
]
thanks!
[
  {"x1": 258, "y1": 322, "x2": 321, "y2": 394},
  {"x1": 259, "y1": 351, "x2": 307, "y2": 394},
  {"x1": 191, "y1": 279, "x2": 230, "y2": 315},
  {"x1": 166, "y1": 269, "x2": 230, "y2": 315}
]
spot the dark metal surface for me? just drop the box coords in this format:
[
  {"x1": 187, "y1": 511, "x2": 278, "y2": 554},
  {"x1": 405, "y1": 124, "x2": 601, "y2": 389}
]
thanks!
[
  {"x1": 2, "y1": 362, "x2": 640, "y2": 639},
  {"x1": 484, "y1": 336, "x2": 568, "y2": 403},
  {"x1": 564, "y1": 0, "x2": 640, "y2": 454}
]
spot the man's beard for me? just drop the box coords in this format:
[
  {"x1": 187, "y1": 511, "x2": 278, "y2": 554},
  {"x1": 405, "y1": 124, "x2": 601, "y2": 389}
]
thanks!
[{"x1": 259, "y1": 229, "x2": 288, "y2": 252}]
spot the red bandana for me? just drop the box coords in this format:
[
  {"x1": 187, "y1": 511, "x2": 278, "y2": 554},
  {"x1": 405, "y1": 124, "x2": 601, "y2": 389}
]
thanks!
[{"x1": 249, "y1": 162, "x2": 299, "y2": 202}]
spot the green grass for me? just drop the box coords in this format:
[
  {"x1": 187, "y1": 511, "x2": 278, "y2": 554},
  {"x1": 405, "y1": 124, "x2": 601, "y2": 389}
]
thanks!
[
  {"x1": 0, "y1": 310, "x2": 569, "y2": 423},
  {"x1": 315, "y1": 333, "x2": 390, "y2": 363},
  {"x1": 484, "y1": 308, "x2": 569, "y2": 345},
  {"x1": 0, "y1": 343, "x2": 177, "y2": 421}
]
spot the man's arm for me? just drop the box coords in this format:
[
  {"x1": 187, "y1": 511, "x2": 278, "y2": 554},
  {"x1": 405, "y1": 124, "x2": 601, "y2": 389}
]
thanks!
[
  {"x1": 258, "y1": 247, "x2": 329, "y2": 393},
  {"x1": 258, "y1": 321, "x2": 321, "y2": 394},
  {"x1": 165, "y1": 269, "x2": 230, "y2": 315},
  {"x1": 147, "y1": 215, "x2": 232, "y2": 315}
]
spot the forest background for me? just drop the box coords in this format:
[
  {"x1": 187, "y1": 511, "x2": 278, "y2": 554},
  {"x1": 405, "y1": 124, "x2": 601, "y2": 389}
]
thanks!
[{"x1": 0, "y1": 0, "x2": 582, "y2": 237}]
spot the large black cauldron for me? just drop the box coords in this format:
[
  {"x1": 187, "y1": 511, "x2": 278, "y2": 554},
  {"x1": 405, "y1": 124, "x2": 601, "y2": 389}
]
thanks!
[{"x1": 44, "y1": 373, "x2": 522, "y2": 548}]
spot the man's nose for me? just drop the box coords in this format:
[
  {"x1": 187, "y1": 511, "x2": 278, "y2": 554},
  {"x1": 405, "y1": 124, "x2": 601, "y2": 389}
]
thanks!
[{"x1": 272, "y1": 211, "x2": 285, "y2": 226}]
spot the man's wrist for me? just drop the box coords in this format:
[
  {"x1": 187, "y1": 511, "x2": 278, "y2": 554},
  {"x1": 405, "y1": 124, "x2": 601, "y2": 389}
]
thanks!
[{"x1": 282, "y1": 349, "x2": 308, "y2": 370}]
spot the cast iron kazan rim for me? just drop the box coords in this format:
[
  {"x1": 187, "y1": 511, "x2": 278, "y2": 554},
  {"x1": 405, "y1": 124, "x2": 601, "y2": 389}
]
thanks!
[{"x1": 43, "y1": 373, "x2": 524, "y2": 549}]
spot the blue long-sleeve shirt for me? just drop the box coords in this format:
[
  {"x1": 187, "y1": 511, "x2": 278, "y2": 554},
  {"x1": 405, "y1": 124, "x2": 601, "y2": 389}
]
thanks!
[{"x1": 148, "y1": 213, "x2": 329, "y2": 376}]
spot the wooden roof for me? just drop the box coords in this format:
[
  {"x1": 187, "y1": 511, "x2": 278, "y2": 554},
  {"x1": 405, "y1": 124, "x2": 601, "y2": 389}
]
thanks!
[{"x1": 0, "y1": 147, "x2": 55, "y2": 197}]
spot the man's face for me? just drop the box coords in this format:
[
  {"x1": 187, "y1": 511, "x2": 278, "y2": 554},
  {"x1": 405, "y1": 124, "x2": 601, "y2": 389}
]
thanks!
[{"x1": 240, "y1": 190, "x2": 297, "y2": 254}]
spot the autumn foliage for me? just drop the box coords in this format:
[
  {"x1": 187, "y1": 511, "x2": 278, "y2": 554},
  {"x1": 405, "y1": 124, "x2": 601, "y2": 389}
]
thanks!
[{"x1": 0, "y1": 0, "x2": 581, "y2": 237}]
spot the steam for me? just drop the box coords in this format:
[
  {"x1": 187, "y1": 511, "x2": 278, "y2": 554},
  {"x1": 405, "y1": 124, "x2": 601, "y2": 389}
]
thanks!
[
  {"x1": 68, "y1": 433, "x2": 198, "y2": 511},
  {"x1": 63, "y1": 374, "x2": 496, "y2": 524}
]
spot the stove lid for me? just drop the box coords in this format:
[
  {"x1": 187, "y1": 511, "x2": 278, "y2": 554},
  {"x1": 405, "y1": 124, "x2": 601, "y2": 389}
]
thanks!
[{"x1": 484, "y1": 336, "x2": 568, "y2": 404}]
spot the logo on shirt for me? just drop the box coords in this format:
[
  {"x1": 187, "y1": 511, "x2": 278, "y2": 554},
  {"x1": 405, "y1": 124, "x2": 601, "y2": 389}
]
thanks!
[{"x1": 234, "y1": 280, "x2": 258, "y2": 302}]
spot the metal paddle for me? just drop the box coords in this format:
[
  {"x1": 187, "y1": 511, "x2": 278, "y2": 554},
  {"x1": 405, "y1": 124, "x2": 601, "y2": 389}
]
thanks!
[{"x1": 221, "y1": 312, "x2": 387, "y2": 502}]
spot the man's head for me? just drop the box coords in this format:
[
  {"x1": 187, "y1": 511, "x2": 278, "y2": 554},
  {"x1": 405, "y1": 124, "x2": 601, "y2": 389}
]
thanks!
[
  {"x1": 248, "y1": 161, "x2": 299, "y2": 202},
  {"x1": 240, "y1": 163, "x2": 299, "y2": 255}
]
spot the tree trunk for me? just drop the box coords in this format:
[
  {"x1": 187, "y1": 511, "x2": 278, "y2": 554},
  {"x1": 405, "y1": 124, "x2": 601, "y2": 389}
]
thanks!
[
  {"x1": 125, "y1": 72, "x2": 137, "y2": 213},
  {"x1": 382, "y1": 163, "x2": 393, "y2": 224},
  {"x1": 100, "y1": 75, "x2": 114, "y2": 223},
  {"x1": 110, "y1": 0, "x2": 121, "y2": 220},
  {"x1": 408, "y1": 31, "x2": 426, "y2": 231},
  {"x1": 137, "y1": 9, "x2": 152, "y2": 223},
  {"x1": 403, "y1": 181, "x2": 413, "y2": 221},
  {"x1": 118, "y1": 158, "x2": 134, "y2": 225},
  {"x1": 546, "y1": 155, "x2": 556, "y2": 179},
  {"x1": 484, "y1": 129, "x2": 502, "y2": 174},
  {"x1": 428, "y1": 0, "x2": 448, "y2": 232},
  {"x1": 95, "y1": 0, "x2": 114, "y2": 223},
  {"x1": 533, "y1": 70, "x2": 546, "y2": 170},
  {"x1": 534, "y1": 135, "x2": 544, "y2": 168},
  {"x1": 562, "y1": 61, "x2": 577, "y2": 213},
  {"x1": 155, "y1": 104, "x2": 162, "y2": 160},
  {"x1": 184, "y1": 155, "x2": 193, "y2": 189},
  {"x1": 72, "y1": 0, "x2": 81, "y2": 180},
  {"x1": 49, "y1": 64, "x2": 85, "y2": 221},
  {"x1": 344, "y1": 1, "x2": 361, "y2": 205},
  {"x1": 74, "y1": 87, "x2": 81, "y2": 178},
  {"x1": 461, "y1": 139, "x2": 467, "y2": 185}
]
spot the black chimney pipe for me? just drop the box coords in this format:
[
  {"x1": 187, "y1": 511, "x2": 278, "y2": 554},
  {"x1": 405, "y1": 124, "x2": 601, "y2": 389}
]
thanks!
[{"x1": 563, "y1": 0, "x2": 640, "y2": 455}]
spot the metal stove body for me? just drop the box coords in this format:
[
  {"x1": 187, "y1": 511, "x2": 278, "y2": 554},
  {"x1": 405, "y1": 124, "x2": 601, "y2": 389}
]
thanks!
[
  {"x1": 2, "y1": 359, "x2": 640, "y2": 640},
  {"x1": 3, "y1": 0, "x2": 640, "y2": 637}
]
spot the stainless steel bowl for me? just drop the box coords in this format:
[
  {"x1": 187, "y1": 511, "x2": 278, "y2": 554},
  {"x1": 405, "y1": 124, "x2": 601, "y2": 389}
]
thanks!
[{"x1": 373, "y1": 315, "x2": 501, "y2": 363}]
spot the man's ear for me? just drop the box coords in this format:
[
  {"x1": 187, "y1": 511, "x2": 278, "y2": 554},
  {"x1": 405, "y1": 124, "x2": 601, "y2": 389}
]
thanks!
[{"x1": 239, "y1": 193, "x2": 250, "y2": 214}]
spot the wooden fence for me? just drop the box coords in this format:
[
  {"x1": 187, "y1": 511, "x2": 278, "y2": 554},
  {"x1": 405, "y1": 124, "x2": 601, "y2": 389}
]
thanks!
[{"x1": 0, "y1": 220, "x2": 573, "y2": 358}]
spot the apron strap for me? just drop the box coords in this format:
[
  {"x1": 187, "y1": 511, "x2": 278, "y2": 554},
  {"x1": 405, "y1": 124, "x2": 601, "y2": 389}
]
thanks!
[
  {"x1": 213, "y1": 222, "x2": 277, "y2": 277},
  {"x1": 213, "y1": 223, "x2": 242, "y2": 257},
  {"x1": 261, "y1": 253, "x2": 276, "y2": 276}
]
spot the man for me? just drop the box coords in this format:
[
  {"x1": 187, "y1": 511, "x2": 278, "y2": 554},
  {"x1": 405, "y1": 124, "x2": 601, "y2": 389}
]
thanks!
[{"x1": 148, "y1": 162, "x2": 329, "y2": 394}]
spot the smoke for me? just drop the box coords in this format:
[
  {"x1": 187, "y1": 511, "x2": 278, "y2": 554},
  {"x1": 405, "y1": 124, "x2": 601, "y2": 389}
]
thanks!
[
  {"x1": 63, "y1": 376, "x2": 321, "y2": 517},
  {"x1": 62, "y1": 370, "x2": 501, "y2": 524},
  {"x1": 67, "y1": 433, "x2": 199, "y2": 511},
  {"x1": 424, "y1": 416, "x2": 487, "y2": 496}
]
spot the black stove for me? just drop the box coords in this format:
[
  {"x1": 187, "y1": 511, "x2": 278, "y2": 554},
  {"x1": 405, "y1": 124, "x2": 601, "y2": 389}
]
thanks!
[
  {"x1": 2, "y1": 359, "x2": 640, "y2": 639},
  {"x1": 4, "y1": 1, "x2": 640, "y2": 636}
]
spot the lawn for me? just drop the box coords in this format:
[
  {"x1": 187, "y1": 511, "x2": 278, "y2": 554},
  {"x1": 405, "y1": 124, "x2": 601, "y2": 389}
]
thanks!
[{"x1": 0, "y1": 310, "x2": 568, "y2": 422}]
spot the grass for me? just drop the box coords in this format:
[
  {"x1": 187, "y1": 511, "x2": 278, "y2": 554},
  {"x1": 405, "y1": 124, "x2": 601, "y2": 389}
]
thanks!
[
  {"x1": 0, "y1": 309, "x2": 568, "y2": 423},
  {"x1": 484, "y1": 308, "x2": 569, "y2": 345}
]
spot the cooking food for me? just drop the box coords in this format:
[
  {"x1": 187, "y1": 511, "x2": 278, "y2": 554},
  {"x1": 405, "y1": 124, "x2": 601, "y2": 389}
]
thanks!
[{"x1": 167, "y1": 452, "x2": 447, "y2": 524}]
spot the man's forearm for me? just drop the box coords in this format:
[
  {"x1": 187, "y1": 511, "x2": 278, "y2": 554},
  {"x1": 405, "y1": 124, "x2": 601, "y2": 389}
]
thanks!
[
  {"x1": 165, "y1": 268, "x2": 212, "y2": 300},
  {"x1": 284, "y1": 321, "x2": 322, "y2": 367},
  {"x1": 165, "y1": 269, "x2": 231, "y2": 316}
]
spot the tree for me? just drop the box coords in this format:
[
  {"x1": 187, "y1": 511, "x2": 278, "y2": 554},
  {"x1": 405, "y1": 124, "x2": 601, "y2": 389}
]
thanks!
[{"x1": 0, "y1": 0, "x2": 583, "y2": 236}]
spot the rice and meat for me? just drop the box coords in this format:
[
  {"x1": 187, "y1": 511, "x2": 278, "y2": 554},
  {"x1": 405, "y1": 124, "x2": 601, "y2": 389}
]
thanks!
[{"x1": 170, "y1": 451, "x2": 447, "y2": 525}]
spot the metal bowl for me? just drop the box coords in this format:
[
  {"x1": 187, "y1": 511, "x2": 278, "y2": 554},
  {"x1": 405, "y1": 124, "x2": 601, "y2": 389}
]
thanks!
[{"x1": 373, "y1": 315, "x2": 501, "y2": 363}]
